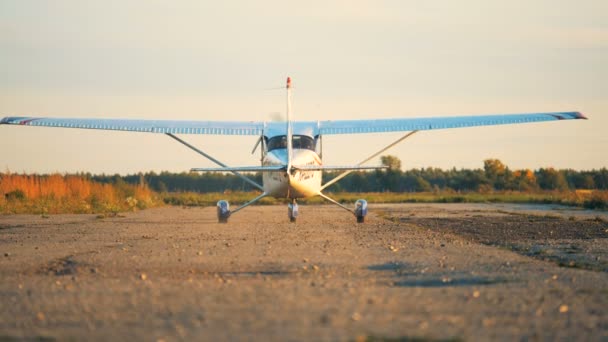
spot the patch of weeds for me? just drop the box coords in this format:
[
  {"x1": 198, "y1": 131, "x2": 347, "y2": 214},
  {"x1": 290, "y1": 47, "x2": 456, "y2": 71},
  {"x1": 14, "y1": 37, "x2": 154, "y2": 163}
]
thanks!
[{"x1": 39, "y1": 206, "x2": 50, "y2": 218}]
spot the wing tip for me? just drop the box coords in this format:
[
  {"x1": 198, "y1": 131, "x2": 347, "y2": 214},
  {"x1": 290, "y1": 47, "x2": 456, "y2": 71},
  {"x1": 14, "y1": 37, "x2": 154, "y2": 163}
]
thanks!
[{"x1": 574, "y1": 111, "x2": 588, "y2": 120}]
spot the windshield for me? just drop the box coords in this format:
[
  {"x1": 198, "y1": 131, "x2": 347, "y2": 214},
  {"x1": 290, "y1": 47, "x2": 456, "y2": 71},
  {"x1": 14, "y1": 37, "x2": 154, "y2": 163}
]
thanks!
[{"x1": 267, "y1": 135, "x2": 315, "y2": 151}]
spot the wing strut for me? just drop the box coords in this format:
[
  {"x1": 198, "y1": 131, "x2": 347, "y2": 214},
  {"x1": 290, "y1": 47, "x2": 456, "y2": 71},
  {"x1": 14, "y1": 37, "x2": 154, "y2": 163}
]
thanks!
[
  {"x1": 320, "y1": 130, "x2": 419, "y2": 191},
  {"x1": 166, "y1": 133, "x2": 264, "y2": 191},
  {"x1": 318, "y1": 192, "x2": 355, "y2": 214},
  {"x1": 231, "y1": 192, "x2": 269, "y2": 215}
]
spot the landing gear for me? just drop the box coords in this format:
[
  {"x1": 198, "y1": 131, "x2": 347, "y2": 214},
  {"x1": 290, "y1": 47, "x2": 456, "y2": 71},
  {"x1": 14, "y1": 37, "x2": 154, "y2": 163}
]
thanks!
[
  {"x1": 288, "y1": 200, "x2": 299, "y2": 223},
  {"x1": 354, "y1": 199, "x2": 368, "y2": 224},
  {"x1": 318, "y1": 193, "x2": 369, "y2": 223},
  {"x1": 217, "y1": 200, "x2": 231, "y2": 223}
]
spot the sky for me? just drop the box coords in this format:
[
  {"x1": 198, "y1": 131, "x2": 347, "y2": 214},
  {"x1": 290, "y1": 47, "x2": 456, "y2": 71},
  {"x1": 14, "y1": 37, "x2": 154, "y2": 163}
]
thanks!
[{"x1": 1, "y1": 1, "x2": 607, "y2": 174}]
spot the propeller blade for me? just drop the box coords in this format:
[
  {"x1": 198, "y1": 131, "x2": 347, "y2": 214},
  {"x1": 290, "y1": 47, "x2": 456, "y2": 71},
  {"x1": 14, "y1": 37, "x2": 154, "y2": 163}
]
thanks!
[{"x1": 251, "y1": 136, "x2": 262, "y2": 155}]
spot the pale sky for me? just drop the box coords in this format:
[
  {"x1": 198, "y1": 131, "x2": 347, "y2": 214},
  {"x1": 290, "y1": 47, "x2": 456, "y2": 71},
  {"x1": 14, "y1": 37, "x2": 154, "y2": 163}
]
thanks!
[{"x1": 1, "y1": 1, "x2": 606, "y2": 174}]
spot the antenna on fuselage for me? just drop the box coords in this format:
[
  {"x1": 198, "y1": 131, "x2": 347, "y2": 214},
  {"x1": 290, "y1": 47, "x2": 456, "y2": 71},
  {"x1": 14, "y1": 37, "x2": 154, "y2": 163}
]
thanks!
[{"x1": 286, "y1": 76, "x2": 293, "y2": 173}]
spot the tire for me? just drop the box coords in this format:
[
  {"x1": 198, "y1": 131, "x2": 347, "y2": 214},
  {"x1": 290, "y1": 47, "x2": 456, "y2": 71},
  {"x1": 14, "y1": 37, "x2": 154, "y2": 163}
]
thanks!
[{"x1": 356, "y1": 216, "x2": 365, "y2": 223}]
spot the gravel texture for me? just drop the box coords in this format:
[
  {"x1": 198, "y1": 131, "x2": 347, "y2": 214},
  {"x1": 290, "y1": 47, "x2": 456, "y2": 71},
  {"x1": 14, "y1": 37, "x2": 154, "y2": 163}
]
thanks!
[{"x1": 0, "y1": 204, "x2": 607, "y2": 341}]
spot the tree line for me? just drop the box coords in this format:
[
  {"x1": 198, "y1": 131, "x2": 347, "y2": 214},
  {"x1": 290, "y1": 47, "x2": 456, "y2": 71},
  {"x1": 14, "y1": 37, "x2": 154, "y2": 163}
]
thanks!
[{"x1": 89, "y1": 157, "x2": 608, "y2": 193}]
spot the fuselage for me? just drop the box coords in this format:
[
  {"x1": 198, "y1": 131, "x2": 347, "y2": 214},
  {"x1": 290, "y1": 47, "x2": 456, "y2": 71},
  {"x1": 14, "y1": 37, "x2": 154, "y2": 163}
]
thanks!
[{"x1": 261, "y1": 135, "x2": 323, "y2": 199}]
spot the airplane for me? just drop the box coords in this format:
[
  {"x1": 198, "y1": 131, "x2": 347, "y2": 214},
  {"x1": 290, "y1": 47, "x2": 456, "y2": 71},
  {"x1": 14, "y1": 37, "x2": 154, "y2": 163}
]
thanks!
[{"x1": 1, "y1": 77, "x2": 586, "y2": 223}]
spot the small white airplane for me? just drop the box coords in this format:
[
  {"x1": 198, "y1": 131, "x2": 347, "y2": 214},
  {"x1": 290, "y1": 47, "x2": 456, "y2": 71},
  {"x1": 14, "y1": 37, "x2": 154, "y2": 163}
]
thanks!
[{"x1": 1, "y1": 77, "x2": 586, "y2": 223}]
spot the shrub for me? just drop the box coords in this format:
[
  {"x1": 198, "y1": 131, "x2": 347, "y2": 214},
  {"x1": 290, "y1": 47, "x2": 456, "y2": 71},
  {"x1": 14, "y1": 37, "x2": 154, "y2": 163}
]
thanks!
[
  {"x1": 5, "y1": 189, "x2": 26, "y2": 201},
  {"x1": 583, "y1": 192, "x2": 608, "y2": 210}
]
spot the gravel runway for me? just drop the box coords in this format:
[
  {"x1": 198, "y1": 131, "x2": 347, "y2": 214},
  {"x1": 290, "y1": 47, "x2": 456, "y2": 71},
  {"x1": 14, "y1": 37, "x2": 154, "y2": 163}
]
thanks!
[{"x1": 1, "y1": 204, "x2": 607, "y2": 341}]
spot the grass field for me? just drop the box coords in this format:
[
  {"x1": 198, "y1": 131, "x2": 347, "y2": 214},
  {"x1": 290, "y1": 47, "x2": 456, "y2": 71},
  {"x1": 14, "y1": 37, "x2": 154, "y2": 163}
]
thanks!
[
  {"x1": 2, "y1": 173, "x2": 606, "y2": 215},
  {"x1": 162, "y1": 190, "x2": 608, "y2": 210}
]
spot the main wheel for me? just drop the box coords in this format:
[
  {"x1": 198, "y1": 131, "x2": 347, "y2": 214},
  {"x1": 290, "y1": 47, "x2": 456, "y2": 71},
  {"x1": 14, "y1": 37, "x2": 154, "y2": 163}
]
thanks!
[
  {"x1": 354, "y1": 199, "x2": 368, "y2": 224},
  {"x1": 288, "y1": 201, "x2": 298, "y2": 223},
  {"x1": 217, "y1": 200, "x2": 230, "y2": 224}
]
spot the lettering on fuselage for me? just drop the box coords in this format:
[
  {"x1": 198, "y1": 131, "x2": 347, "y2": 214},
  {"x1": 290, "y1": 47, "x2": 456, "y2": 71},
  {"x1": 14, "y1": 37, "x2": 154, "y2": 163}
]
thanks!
[
  {"x1": 297, "y1": 171, "x2": 314, "y2": 181},
  {"x1": 296, "y1": 160, "x2": 317, "y2": 181},
  {"x1": 270, "y1": 173, "x2": 286, "y2": 182}
]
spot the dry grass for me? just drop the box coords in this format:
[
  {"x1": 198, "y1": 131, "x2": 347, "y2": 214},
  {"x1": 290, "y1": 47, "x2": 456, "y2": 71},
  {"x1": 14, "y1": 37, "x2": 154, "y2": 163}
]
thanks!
[
  {"x1": 0, "y1": 173, "x2": 162, "y2": 214},
  {"x1": 3, "y1": 172, "x2": 606, "y2": 214}
]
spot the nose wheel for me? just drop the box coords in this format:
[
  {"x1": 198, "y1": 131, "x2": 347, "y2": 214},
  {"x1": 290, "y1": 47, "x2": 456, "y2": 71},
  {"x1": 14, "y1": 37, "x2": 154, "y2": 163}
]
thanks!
[{"x1": 288, "y1": 200, "x2": 299, "y2": 223}]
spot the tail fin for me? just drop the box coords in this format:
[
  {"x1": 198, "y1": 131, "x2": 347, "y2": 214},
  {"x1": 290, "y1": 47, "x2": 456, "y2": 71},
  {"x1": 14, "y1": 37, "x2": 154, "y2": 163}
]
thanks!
[{"x1": 286, "y1": 76, "x2": 293, "y2": 172}]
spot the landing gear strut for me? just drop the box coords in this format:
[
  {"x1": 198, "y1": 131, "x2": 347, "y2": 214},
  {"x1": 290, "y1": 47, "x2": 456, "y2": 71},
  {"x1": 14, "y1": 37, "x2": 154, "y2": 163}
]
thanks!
[{"x1": 288, "y1": 199, "x2": 299, "y2": 223}]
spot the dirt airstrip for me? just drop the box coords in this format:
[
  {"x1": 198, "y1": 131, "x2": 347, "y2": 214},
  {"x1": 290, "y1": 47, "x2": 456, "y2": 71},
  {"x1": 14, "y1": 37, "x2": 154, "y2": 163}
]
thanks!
[{"x1": 1, "y1": 204, "x2": 607, "y2": 341}]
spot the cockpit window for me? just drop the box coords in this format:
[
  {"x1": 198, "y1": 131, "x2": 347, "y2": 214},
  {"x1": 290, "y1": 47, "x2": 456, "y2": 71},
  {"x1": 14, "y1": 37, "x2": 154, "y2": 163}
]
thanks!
[
  {"x1": 267, "y1": 135, "x2": 315, "y2": 151},
  {"x1": 267, "y1": 136, "x2": 287, "y2": 150},
  {"x1": 292, "y1": 135, "x2": 315, "y2": 150}
]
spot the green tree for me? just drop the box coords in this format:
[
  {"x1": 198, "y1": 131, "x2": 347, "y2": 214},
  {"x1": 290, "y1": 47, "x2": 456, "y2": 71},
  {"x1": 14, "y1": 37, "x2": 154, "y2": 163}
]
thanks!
[
  {"x1": 593, "y1": 168, "x2": 608, "y2": 189},
  {"x1": 484, "y1": 158, "x2": 506, "y2": 190},
  {"x1": 378, "y1": 155, "x2": 402, "y2": 191},
  {"x1": 511, "y1": 169, "x2": 539, "y2": 191},
  {"x1": 536, "y1": 168, "x2": 569, "y2": 191},
  {"x1": 380, "y1": 155, "x2": 402, "y2": 171}
]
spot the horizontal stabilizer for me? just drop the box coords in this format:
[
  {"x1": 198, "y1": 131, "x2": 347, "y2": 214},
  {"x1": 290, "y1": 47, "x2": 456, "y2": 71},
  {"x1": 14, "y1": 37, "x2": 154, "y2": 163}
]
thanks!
[
  {"x1": 191, "y1": 166, "x2": 285, "y2": 173},
  {"x1": 190, "y1": 165, "x2": 387, "y2": 173},
  {"x1": 293, "y1": 165, "x2": 388, "y2": 171}
]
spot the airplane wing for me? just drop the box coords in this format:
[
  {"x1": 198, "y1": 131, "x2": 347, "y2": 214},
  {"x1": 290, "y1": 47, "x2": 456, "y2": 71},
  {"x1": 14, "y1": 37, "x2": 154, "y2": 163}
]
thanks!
[
  {"x1": 315, "y1": 111, "x2": 586, "y2": 135},
  {"x1": 0, "y1": 116, "x2": 264, "y2": 136},
  {"x1": 1, "y1": 111, "x2": 586, "y2": 136}
]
